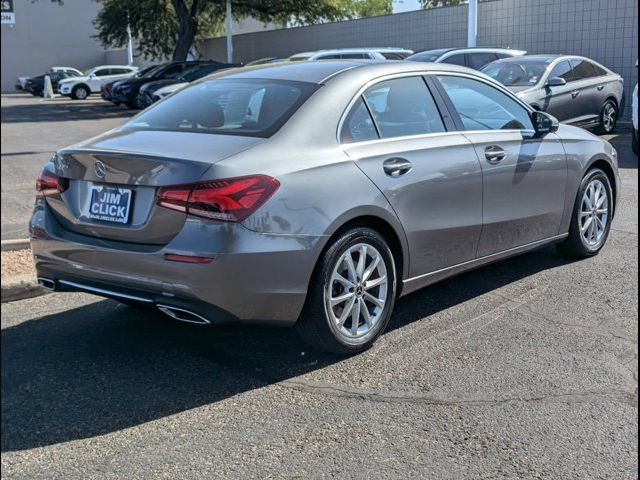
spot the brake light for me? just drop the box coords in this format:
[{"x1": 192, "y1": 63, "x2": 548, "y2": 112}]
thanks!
[
  {"x1": 36, "y1": 169, "x2": 68, "y2": 195},
  {"x1": 156, "y1": 175, "x2": 279, "y2": 222}
]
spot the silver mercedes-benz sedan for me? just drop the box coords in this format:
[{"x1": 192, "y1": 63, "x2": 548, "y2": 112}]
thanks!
[
  {"x1": 31, "y1": 61, "x2": 620, "y2": 354},
  {"x1": 481, "y1": 55, "x2": 624, "y2": 134}
]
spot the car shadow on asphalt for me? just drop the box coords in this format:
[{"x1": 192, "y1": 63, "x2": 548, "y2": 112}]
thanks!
[
  {"x1": 1, "y1": 99, "x2": 135, "y2": 123},
  {"x1": 1, "y1": 244, "x2": 577, "y2": 452}
]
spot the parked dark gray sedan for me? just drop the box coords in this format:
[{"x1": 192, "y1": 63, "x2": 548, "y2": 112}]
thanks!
[
  {"x1": 482, "y1": 55, "x2": 624, "y2": 133},
  {"x1": 31, "y1": 61, "x2": 620, "y2": 354}
]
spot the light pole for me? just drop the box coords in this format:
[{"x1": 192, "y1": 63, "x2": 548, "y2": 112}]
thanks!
[
  {"x1": 226, "y1": 0, "x2": 233, "y2": 63},
  {"x1": 467, "y1": 0, "x2": 478, "y2": 47}
]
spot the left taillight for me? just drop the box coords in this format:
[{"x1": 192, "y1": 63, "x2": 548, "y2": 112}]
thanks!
[
  {"x1": 156, "y1": 174, "x2": 279, "y2": 223},
  {"x1": 36, "y1": 168, "x2": 68, "y2": 196}
]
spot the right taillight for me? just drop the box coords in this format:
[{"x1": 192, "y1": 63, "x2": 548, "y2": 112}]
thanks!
[
  {"x1": 156, "y1": 175, "x2": 279, "y2": 222},
  {"x1": 36, "y1": 168, "x2": 68, "y2": 196}
]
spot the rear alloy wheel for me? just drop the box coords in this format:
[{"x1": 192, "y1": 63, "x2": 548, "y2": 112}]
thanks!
[
  {"x1": 72, "y1": 85, "x2": 89, "y2": 100},
  {"x1": 297, "y1": 227, "x2": 397, "y2": 355},
  {"x1": 597, "y1": 100, "x2": 618, "y2": 134},
  {"x1": 558, "y1": 168, "x2": 613, "y2": 257}
]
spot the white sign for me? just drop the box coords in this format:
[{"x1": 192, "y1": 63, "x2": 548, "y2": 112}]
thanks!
[{"x1": 1, "y1": 12, "x2": 15, "y2": 24}]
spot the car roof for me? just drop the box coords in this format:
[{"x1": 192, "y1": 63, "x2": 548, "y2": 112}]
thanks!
[
  {"x1": 291, "y1": 47, "x2": 412, "y2": 57},
  {"x1": 211, "y1": 59, "x2": 480, "y2": 84},
  {"x1": 91, "y1": 65, "x2": 138, "y2": 69},
  {"x1": 415, "y1": 47, "x2": 526, "y2": 55}
]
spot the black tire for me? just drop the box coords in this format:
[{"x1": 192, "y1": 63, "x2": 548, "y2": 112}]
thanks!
[
  {"x1": 296, "y1": 227, "x2": 397, "y2": 355},
  {"x1": 71, "y1": 84, "x2": 90, "y2": 100},
  {"x1": 633, "y1": 128, "x2": 638, "y2": 155},
  {"x1": 596, "y1": 99, "x2": 618, "y2": 134},
  {"x1": 557, "y1": 168, "x2": 613, "y2": 258}
]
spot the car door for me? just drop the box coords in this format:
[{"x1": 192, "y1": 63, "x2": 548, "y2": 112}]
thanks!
[
  {"x1": 540, "y1": 60, "x2": 578, "y2": 122},
  {"x1": 341, "y1": 75, "x2": 483, "y2": 277},
  {"x1": 88, "y1": 68, "x2": 112, "y2": 91},
  {"x1": 569, "y1": 59, "x2": 605, "y2": 122},
  {"x1": 434, "y1": 74, "x2": 568, "y2": 257}
]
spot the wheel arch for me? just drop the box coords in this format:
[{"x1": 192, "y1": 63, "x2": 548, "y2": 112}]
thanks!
[
  {"x1": 585, "y1": 157, "x2": 618, "y2": 216},
  {"x1": 315, "y1": 210, "x2": 409, "y2": 295}
]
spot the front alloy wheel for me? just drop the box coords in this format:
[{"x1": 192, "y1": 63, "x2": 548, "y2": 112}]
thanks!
[{"x1": 297, "y1": 227, "x2": 396, "y2": 355}]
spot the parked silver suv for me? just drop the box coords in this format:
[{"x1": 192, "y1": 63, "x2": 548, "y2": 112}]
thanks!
[{"x1": 482, "y1": 55, "x2": 624, "y2": 133}]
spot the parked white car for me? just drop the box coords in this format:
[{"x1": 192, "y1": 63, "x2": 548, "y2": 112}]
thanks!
[
  {"x1": 287, "y1": 48, "x2": 413, "y2": 62},
  {"x1": 15, "y1": 66, "x2": 82, "y2": 91},
  {"x1": 58, "y1": 65, "x2": 138, "y2": 99}
]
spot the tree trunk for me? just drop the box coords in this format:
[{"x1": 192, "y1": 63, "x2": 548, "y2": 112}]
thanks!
[{"x1": 171, "y1": 0, "x2": 199, "y2": 61}]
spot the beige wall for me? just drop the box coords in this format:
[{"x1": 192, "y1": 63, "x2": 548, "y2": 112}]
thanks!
[{"x1": 1, "y1": 0, "x2": 107, "y2": 90}]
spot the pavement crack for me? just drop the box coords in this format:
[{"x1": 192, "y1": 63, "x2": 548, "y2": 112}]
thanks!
[{"x1": 279, "y1": 379, "x2": 638, "y2": 407}]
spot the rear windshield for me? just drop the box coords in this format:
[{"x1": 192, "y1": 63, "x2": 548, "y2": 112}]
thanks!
[
  {"x1": 123, "y1": 78, "x2": 319, "y2": 138},
  {"x1": 481, "y1": 61, "x2": 547, "y2": 86},
  {"x1": 406, "y1": 49, "x2": 449, "y2": 62}
]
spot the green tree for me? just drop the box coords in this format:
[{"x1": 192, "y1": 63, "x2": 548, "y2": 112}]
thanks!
[{"x1": 93, "y1": 0, "x2": 392, "y2": 62}]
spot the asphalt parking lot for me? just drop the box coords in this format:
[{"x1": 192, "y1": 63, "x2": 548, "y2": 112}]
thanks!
[{"x1": 1, "y1": 93, "x2": 638, "y2": 479}]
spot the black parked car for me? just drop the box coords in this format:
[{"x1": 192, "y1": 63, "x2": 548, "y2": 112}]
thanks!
[
  {"x1": 101, "y1": 65, "x2": 158, "y2": 104},
  {"x1": 25, "y1": 71, "x2": 78, "y2": 96},
  {"x1": 111, "y1": 61, "x2": 235, "y2": 109},
  {"x1": 136, "y1": 62, "x2": 238, "y2": 108}
]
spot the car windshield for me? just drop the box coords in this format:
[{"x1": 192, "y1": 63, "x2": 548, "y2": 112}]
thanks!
[
  {"x1": 406, "y1": 49, "x2": 450, "y2": 62},
  {"x1": 181, "y1": 64, "x2": 223, "y2": 82},
  {"x1": 123, "y1": 78, "x2": 319, "y2": 137},
  {"x1": 481, "y1": 61, "x2": 547, "y2": 86},
  {"x1": 140, "y1": 65, "x2": 162, "y2": 78}
]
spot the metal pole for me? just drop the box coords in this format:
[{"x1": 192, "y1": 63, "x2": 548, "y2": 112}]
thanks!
[
  {"x1": 127, "y1": 21, "x2": 134, "y2": 65},
  {"x1": 226, "y1": 0, "x2": 233, "y2": 63},
  {"x1": 467, "y1": 0, "x2": 478, "y2": 48}
]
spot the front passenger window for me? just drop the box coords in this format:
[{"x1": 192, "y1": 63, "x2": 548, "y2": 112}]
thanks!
[{"x1": 437, "y1": 75, "x2": 533, "y2": 131}]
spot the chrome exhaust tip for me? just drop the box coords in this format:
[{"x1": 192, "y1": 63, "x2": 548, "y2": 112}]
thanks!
[
  {"x1": 37, "y1": 277, "x2": 57, "y2": 291},
  {"x1": 156, "y1": 304, "x2": 211, "y2": 325}
]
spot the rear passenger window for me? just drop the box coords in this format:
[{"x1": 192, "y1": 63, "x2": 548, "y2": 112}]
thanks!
[
  {"x1": 437, "y1": 75, "x2": 533, "y2": 131},
  {"x1": 570, "y1": 60, "x2": 596, "y2": 79},
  {"x1": 467, "y1": 53, "x2": 499, "y2": 70},
  {"x1": 340, "y1": 97, "x2": 378, "y2": 143},
  {"x1": 444, "y1": 54, "x2": 466, "y2": 66},
  {"x1": 340, "y1": 53, "x2": 370, "y2": 59},
  {"x1": 590, "y1": 62, "x2": 608, "y2": 77},
  {"x1": 362, "y1": 76, "x2": 445, "y2": 139}
]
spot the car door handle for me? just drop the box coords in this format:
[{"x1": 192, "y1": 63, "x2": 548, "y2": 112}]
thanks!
[
  {"x1": 597, "y1": 85, "x2": 605, "y2": 91},
  {"x1": 484, "y1": 145, "x2": 506, "y2": 163},
  {"x1": 383, "y1": 157, "x2": 412, "y2": 177},
  {"x1": 571, "y1": 90, "x2": 580, "y2": 98}
]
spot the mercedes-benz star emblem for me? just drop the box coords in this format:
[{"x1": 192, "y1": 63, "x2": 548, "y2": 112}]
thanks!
[{"x1": 94, "y1": 160, "x2": 106, "y2": 179}]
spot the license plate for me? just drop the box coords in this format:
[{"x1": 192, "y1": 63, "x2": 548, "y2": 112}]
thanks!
[{"x1": 87, "y1": 185, "x2": 132, "y2": 224}]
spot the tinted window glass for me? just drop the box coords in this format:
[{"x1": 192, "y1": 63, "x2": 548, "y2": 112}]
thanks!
[
  {"x1": 570, "y1": 60, "x2": 596, "y2": 79},
  {"x1": 437, "y1": 75, "x2": 533, "y2": 131},
  {"x1": 381, "y1": 52, "x2": 410, "y2": 60},
  {"x1": 363, "y1": 76, "x2": 445, "y2": 138},
  {"x1": 316, "y1": 54, "x2": 342, "y2": 60},
  {"x1": 94, "y1": 69, "x2": 111, "y2": 77},
  {"x1": 340, "y1": 97, "x2": 378, "y2": 143},
  {"x1": 482, "y1": 61, "x2": 546, "y2": 86},
  {"x1": 160, "y1": 64, "x2": 185, "y2": 76},
  {"x1": 548, "y1": 61, "x2": 574, "y2": 82},
  {"x1": 590, "y1": 62, "x2": 608, "y2": 77},
  {"x1": 467, "y1": 52, "x2": 499, "y2": 70},
  {"x1": 124, "y1": 78, "x2": 319, "y2": 138},
  {"x1": 444, "y1": 54, "x2": 466, "y2": 66},
  {"x1": 340, "y1": 53, "x2": 370, "y2": 59},
  {"x1": 406, "y1": 49, "x2": 449, "y2": 62}
]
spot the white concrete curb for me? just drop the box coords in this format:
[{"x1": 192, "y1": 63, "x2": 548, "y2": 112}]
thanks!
[
  {"x1": 1, "y1": 238, "x2": 30, "y2": 252},
  {"x1": 1, "y1": 274, "x2": 46, "y2": 303}
]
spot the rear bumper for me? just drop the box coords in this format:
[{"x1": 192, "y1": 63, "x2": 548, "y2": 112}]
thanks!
[{"x1": 30, "y1": 202, "x2": 326, "y2": 325}]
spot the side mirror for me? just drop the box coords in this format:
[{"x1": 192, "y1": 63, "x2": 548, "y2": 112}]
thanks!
[
  {"x1": 546, "y1": 77, "x2": 567, "y2": 87},
  {"x1": 531, "y1": 110, "x2": 559, "y2": 137}
]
